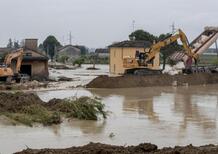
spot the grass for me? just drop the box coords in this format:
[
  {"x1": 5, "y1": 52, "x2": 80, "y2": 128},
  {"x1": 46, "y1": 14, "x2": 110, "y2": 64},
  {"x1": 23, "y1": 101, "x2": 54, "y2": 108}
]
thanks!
[
  {"x1": 54, "y1": 97, "x2": 107, "y2": 120},
  {"x1": 3, "y1": 105, "x2": 61, "y2": 127},
  {"x1": 0, "y1": 96, "x2": 107, "y2": 126}
]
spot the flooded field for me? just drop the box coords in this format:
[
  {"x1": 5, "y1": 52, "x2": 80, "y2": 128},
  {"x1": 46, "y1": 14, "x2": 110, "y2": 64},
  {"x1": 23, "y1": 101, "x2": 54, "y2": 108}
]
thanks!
[
  {"x1": 49, "y1": 64, "x2": 109, "y2": 89},
  {"x1": 1, "y1": 84, "x2": 218, "y2": 153}
]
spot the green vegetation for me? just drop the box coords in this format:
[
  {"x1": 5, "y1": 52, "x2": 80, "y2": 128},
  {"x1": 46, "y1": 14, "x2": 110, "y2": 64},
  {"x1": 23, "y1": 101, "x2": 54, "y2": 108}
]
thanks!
[
  {"x1": 56, "y1": 54, "x2": 70, "y2": 64},
  {"x1": 0, "y1": 92, "x2": 107, "y2": 127},
  {"x1": 43, "y1": 35, "x2": 62, "y2": 61},
  {"x1": 51, "y1": 97, "x2": 107, "y2": 120},
  {"x1": 198, "y1": 55, "x2": 218, "y2": 65},
  {"x1": 73, "y1": 57, "x2": 85, "y2": 67},
  {"x1": 3, "y1": 105, "x2": 60, "y2": 127}
]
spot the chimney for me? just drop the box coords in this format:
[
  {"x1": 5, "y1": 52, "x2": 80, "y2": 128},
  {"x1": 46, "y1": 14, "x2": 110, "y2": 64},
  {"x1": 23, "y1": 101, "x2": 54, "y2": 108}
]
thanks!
[{"x1": 24, "y1": 39, "x2": 38, "y2": 51}]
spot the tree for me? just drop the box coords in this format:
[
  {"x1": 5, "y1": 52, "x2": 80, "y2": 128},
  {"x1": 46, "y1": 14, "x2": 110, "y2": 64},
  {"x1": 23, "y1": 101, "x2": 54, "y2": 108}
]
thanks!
[
  {"x1": 73, "y1": 57, "x2": 85, "y2": 67},
  {"x1": 43, "y1": 35, "x2": 61, "y2": 61},
  {"x1": 158, "y1": 33, "x2": 183, "y2": 70},
  {"x1": 13, "y1": 40, "x2": 20, "y2": 49},
  {"x1": 7, "y1": 38, "x2": 13, "y2": 48},
  {"x1": 129, "y1": 30, "x2": 157, "y2": 43},
  {"x1": 38, "y1": 43, "x2": 44, "y2": 50},
  {"x1": 90, "y1": 53, "x2": 98, "y2": 68},
  {"x1": 74, "y1": 45, "x2": 88, "y2": 55}
]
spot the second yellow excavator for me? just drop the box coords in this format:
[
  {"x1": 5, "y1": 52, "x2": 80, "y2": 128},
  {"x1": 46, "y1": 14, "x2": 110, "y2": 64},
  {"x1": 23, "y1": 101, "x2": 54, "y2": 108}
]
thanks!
[
  {"x1": 123, "y1": 29, "x2": 194, "y2": 75},
  {"x1": 0, "y1": 48, "x2": 24, "y2": 82}
]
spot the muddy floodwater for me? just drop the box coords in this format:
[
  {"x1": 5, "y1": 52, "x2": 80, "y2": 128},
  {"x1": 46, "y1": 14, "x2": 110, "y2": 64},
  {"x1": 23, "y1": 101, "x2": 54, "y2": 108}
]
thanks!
[{"x1": 1, "y1": 85, "x2": 218, "y2": 153}]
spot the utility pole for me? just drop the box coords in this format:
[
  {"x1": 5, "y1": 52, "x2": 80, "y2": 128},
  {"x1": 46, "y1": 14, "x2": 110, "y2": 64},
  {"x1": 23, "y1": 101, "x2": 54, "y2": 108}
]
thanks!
[
  {"x1": 132, "y1": 20, "x2": 135, "y2": 32},
  {"x1": 170, "y1": 22, "x2": 176, "y2": 33},
  {"x1": 215, "y1": 40, "x2": 218, "y2": 58},
  {"x1": 69, "y1": 32, "x2": 72, "y2": 45}
]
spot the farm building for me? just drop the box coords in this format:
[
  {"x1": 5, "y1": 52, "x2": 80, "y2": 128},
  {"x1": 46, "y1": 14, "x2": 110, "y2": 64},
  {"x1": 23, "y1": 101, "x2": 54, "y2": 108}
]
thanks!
[{"x1": 109, "y1": 40, "x2": 160, "y2": 75}]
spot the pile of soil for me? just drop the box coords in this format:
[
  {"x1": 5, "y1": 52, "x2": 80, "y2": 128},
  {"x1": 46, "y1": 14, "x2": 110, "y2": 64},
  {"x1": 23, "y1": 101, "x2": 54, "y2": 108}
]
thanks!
[
  {"x1": 86, "y1": 73, "x2": 218, "y2": 88},
  {"x1": 0, "y1": 92, "x2": 44, "y2": 113},
  {"x1": 15, "y1": 142, "x2": 218, "y2": 154}
]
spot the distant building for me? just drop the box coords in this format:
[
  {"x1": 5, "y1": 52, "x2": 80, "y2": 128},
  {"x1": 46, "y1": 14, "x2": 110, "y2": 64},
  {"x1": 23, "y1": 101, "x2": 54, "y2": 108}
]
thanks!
[
  {"x1": 109, "y1": 40, "x2": 160, "y2": 75},
  {"x1": 95, "y1": 48, "x2": 109, "y2": 58},
  {"x1": 203, "y1": 48, "x2": 218, "y2": 55},
  {"x1": 0, "y1": 39, "x2": 49, "y2": 80},
  {"x1": 57, "y1": 45, "x2": 81, "y2": 61}
]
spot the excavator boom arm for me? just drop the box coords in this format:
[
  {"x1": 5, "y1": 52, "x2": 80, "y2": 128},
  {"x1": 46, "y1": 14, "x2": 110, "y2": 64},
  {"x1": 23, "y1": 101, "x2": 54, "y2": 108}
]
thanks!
[
  {"x1": 145, "y1": 29, "x2": 192, "y2": 62},
  {"x1": 3, "y1": 48, "x2": 24, "y2": 74}
]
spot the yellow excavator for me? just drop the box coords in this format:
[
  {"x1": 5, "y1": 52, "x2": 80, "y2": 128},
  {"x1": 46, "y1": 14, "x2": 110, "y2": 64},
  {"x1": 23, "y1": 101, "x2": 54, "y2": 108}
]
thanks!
[
  {"x1": 0, "y1": 48, "x2": 24, "y2": 82},
  {"x1": 123, "y1": 29, "x2": 194, "y2": 75}
]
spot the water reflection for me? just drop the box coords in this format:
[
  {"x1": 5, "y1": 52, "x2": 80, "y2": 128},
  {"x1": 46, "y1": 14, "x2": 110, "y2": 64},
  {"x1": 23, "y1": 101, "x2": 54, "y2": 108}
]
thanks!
[
  {"x1": 90, "y1": 85, "x2": 218, "y2": 133},
  {"x1": 66, "y1": 120, "x2": 107, "y2": 134}
]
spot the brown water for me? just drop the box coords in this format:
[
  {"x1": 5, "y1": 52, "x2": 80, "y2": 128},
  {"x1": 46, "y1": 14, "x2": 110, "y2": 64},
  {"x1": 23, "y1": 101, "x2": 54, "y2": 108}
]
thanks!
[{"x1": 1, "y1": 85, "x2": 218, "y2": 153}]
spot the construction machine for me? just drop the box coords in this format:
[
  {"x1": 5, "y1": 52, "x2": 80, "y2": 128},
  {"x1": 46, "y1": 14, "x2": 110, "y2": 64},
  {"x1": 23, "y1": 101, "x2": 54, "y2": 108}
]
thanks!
[
  {"x1": 123, "y1": 29, "x2": 193, "y2": 75},
  {"x1": 170, "y1": 26, "x2": 218, "y2": 73},
  {"x1": 0, "y1": 48, "x2": 24, "y2": 82}
]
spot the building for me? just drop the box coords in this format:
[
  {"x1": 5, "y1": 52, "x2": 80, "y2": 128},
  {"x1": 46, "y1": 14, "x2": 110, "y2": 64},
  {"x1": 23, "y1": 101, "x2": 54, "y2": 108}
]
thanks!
[
  {"x1": 21, "y1": 39, "x2": 49, "y2": 80},
  {"x1": 109, "y1": 40, "x2": 160, "y2": 75},
  {"x1": 95, "y1": 48, "x2": 109, "y2": 58},
  {"x1": 57, "y1": 45, "x2": 81, "y2": 62},
  {"x1": 0, "y1": 39, "x2": 49, "y2": 80}
]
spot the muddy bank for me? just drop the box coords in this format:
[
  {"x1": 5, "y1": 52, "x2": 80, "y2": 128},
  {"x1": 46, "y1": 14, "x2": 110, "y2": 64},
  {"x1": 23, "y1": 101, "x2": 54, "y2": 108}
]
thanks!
[
  {"x1": 15, "y1": 142, "x2": 218, "y2": 154},
  {"x1": 0, "y1": 92, "x2": 106, "y2": 126},
  {"x1": 0, "y1": 81, "x2": 48, "y2": 90},
  {"x1": 86, "y1": 73, "x2": 218, "y2": 88}
]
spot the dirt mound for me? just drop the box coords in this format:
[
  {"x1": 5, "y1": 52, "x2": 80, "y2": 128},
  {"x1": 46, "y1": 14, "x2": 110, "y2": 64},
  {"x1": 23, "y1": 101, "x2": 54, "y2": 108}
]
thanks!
[
  {"x1": 86, "y1": 73, "x2": 218, "y2": 88},
  {"x1": 15, "y1": 143, "x2": 218, "y2": 154},
  {"x1": 0, "y1": 92, "x2": 43, "y2": 113}
]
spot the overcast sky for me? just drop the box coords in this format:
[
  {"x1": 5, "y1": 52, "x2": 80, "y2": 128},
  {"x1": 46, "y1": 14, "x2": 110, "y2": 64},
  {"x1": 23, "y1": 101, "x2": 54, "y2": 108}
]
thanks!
[{"x1": 0, "y1": 0, "x2": 217, "y2": 48}]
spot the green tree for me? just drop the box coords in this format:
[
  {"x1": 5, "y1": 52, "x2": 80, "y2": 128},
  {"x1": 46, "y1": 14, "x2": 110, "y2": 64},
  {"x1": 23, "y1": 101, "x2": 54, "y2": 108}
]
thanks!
[
  {"x1": 43, "y1": 35, "x2": 61, "y2": 61},
  {"x1": 158, "y1": 33, "x2": 183, "y2": 70},
  {"x1": 7, "y1": 38, "x2": 13, "y2": 48},
  {"x1": 73, "y1": 57, "x2": 85, "y2": 67},
  {"x1": 38, "y1": 43, "x2": 44, "y2": 50},
  {"x1": 129, "y1": 30, "x2": 157, "y2": 43},
  {"x1": 13, "y1": 40, "x2": 20, "y2": 49},
  {"x1": 74, "y1": 45, "x2": 88, "y2": 55}
]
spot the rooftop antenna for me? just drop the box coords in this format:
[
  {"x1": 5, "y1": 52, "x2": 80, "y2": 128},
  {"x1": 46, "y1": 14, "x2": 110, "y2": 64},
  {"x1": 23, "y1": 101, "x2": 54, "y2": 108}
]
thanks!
[{"x1": 170, "y1": 22, "x2": 176, "y2": 33}]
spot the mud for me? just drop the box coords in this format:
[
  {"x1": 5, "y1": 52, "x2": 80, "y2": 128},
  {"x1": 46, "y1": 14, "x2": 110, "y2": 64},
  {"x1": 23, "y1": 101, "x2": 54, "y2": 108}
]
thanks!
[
  {"x1": 0, "y1": 92, "x2": 44, "y2": 113},
  {"x1": 86, "y1": 73, "x2": 218, "y2": 88},
  {"x1": 0, "y1": 81, "x2": 48, "y2": 90},
  {"x1": 15, "y1": 142, "x2": 218, "y2": 154}
]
